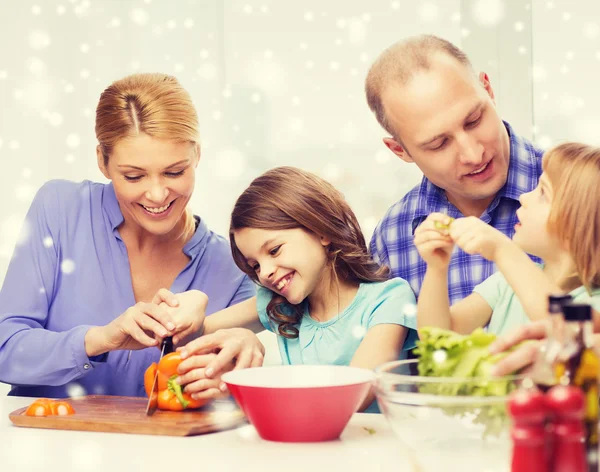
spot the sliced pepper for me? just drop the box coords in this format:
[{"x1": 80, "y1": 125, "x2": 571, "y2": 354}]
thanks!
[
  {"x1": 25, "y1": 398, "x2": 75, "y2": 417},
  {"x1": 50, "y1": 400, "x2": 75, "y2": 416},
  {"x1": 143, "y1": 352, "x2": 209, "y2": 411}
]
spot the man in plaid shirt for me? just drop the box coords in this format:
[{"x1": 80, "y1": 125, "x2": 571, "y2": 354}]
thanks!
[{"x1": 365, "y1": 35, "x2": 543, "y2": 305}]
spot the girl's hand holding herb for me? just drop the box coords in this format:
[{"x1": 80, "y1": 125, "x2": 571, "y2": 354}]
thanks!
[{"x1": 448, "y1": 216, "x2": 513, "y2": 262}]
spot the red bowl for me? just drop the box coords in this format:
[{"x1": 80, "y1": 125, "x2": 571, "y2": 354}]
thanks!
[{"x1": 221, "y1": 365, "x2": 375, "y2": 442}]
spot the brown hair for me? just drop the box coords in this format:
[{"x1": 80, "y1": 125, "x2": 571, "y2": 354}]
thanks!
[
  {"x1": 95, "y1": 73, "x2": 200, "y2": 242},
  {"x1": 365, "y1": 34, "x2": 473, "y2": 140},
  {"x1": 230, "y1": 166, "x2": 390, "y2": 338},
  {"x1": 543, "y1": 142, "x2": 600, "y2": 291}
]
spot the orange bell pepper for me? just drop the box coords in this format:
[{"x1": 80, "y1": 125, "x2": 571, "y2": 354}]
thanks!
[
  {"x1": 25, "y1": 398, "x2": 75, "y2": 417},
  {"x1": 144, "y1": 352, "x2": 208, "y2": 411}
]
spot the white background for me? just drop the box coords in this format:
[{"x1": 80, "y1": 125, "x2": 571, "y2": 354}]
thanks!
[{"x1": 1, "y1": 0, "x2": 600, "y2": 394}]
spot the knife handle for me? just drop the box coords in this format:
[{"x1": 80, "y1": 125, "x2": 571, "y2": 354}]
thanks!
[{"x1": 162, "y1": 336, "x2": 174, "y2": 354}]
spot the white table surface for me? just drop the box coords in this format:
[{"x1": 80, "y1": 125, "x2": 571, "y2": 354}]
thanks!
[{"x1": 1, "y1": 396, "x2": 415, "y2": 472}]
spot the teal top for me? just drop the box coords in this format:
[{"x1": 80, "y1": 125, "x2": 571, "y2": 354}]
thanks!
[
  {"x1": 473, "y1": 270, "x2": 600, "y2": 336},
  {"x1": 256, "y1": 277, "x2": 419, "y2": 412}
]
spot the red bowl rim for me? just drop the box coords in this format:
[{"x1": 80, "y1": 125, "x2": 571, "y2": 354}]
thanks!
[{"x1": 221, "y1": 365, "x2": 375, "y2": 389}]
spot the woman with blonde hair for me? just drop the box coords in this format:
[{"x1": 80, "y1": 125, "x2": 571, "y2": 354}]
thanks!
[
  {"x1": 0, "y1": 73, "x2": 262, "y2": 399},
  {"x1": 414, "y1": 142, "x2": 600, "y2": 335}
]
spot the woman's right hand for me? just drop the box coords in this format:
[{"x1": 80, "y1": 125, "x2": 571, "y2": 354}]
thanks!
[
  {"x1": 487, "y1": 321, "x2": 547, "y2": 377},
  {"x1": 414, "y1": 213, "x2": 455, "y2": 270},
  {"x1": 85, "y1": 300, "x2": 179, "y2": 356}
]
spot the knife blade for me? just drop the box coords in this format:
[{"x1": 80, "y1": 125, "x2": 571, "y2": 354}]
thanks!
[{"x1": 145, "y1": 336, "x2": 174, "y2": 416}]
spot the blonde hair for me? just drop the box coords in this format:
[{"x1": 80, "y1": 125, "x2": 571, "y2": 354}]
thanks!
[
  {"x1": 543, "y1": 142, "x2": 600, "y2": 291},
  {"x1": 365, "y1": 34, "x2": 473, "y2": 140},
  {"x1": 95, "y1": 72, "x2": 199, "y2": 241}
]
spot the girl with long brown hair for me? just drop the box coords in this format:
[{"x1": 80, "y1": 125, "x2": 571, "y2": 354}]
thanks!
[{"x1": 179, "y1": 166, "x2": 418, "y2": 412}]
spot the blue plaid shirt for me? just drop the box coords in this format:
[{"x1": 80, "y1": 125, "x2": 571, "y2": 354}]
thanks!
[{"x1": 370, "y1": 121, "x2": 544, "y2": 305}]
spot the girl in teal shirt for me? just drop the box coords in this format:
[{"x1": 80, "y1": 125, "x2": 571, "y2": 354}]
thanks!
[
  {"x1": 414, "y1": 142, "x2": 600, "y2": 335},
  {"x1": 178, "y1": 166, "x2": 418, "y2": 412}
]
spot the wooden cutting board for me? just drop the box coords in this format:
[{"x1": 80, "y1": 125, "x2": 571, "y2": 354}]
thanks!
[{"x1": 9, "y1": 395, "x2": 246, "y2": 437}]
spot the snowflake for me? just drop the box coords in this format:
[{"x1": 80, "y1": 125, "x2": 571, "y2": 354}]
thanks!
[
  {"x1": 304, "y1": 11, "x2": 314, "y2": 21},
  {"x1": 130, "y1": 8, "x2": 149, "y2": 25},
  {"x1": 29, "y1": 31, "x2": 51, "y2": 50},
  {"x1": 403, "y1": 303, "x2": 417, "y2": 317},
  {"x1": 583, "y1": 22, "x2": 600, "y2": 39},
  {"x1": 347, "y1": 18, "x2": 367, "y2": 44},
  {"x1": 28, "y1": 57, "x2": 46, "y2": 75},
  {"x1": 352, "y1": 325, "x2": 367, "y2": 339},
  {"x1": 61, "y1": 259, "x2": 76, "y2": 274},
  {"x1": 418, "y1": 2, "x2": 439, "y2": 23},
  {"x1": 80, "y1": 43, "x2": 90, "y2": 53},
  {"x1": 250, "y1": 93, "x2": 261, "y2": 103},
  {"x1": 66, "y1": 133, "x2": 80, "y2": 148},
  {"x1": 42, "y1": 236, "x2": 53, "y2": 248},
  {"x1": 471, "y1": 0, "x2": 505, "y2": 27},
  {"x1": 184, "y1": 18, "x2": 194, "y2": 28}
]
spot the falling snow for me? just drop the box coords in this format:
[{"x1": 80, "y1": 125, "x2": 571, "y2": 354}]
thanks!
[
  {"x1": 471, "y1": 0, "x2": 505, "y2": 27},
  {"x1": 0, "y1": 5, "x2": 599, "y2": 376},
  {"x1": 61, "y1": 259, "x2": 76, "y2": 274}
]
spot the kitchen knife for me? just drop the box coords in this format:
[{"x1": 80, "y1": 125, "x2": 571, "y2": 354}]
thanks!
[{"x1": 145, "y1": 336, "x2": 174, "y2": 416}]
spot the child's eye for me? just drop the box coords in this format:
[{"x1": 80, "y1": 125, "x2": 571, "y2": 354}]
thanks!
[
  {"x1": 124, "y1": 175, "x2": 142, "y2": 182},
  {"x1": 251, "y1": 263, "x2": 260, "y2": 272},
  {"x1": 269, "y1": 245, "x2": 282, "y2": 256},
  {"x1": 165, "y1": 170, "x2": 185, "y2": 178}
]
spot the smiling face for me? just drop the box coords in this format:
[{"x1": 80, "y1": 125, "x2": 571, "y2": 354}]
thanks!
[
  {"x1": 233, "y1": 227, "x2": 331, "y2": 305},
  {"x1": 513, "y1": 172, "x2": 556, "y2": 258},
  {"x1": 381, "y1": 54, "x2": 510, "y2": 216},
  {"x1": 98, "y1": 133, "x2": 199, "y2": 237}
]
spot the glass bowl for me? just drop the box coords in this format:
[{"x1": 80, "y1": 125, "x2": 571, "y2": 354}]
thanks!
[{"x1": 374, "y1": 359, "x2": 522, "y2": 472}]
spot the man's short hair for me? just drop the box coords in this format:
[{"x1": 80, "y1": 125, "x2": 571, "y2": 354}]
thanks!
[{"x1": 365, "y1": 34, "x2": 474, "y2": 139}]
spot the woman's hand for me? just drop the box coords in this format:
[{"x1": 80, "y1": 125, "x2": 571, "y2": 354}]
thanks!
[
  {"x1": 488, "y1": 321, "x2": 547, "y2": 377},
  {"x1": 414, "y1": 213, "x2": 455, "y2": 270},
  {"x1": 85, "y1": 299, "x2": 179, "y2": 356},
  {"x1": 449, "y1": 217, "x2": 512, "y2": 262},
  {"x1": 176, "y1": 328, "x2": 265, "y2": 397},
  {"x1": 154, "y1": 289, "x2": 208, "y2": 345}
]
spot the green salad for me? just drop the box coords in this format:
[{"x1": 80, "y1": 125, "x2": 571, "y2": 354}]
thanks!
[{"x1": 413, "y1": 327, "x2": 527, "y2": 437}]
